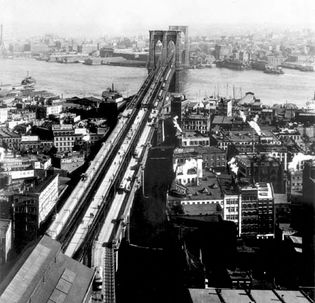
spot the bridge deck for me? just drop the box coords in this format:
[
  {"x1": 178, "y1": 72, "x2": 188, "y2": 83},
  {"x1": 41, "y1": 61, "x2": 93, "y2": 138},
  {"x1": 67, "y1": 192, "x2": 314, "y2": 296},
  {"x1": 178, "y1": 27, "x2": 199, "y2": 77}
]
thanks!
[
  {"x1": 92, "y1": 120, "x2": 155, "y2": 266},
  {"x1": 46, "y1": 115, "x2": 129, "y2": 239},
  {"x1": 64, "y1": 109, "x2": 147, "y2": 257}
]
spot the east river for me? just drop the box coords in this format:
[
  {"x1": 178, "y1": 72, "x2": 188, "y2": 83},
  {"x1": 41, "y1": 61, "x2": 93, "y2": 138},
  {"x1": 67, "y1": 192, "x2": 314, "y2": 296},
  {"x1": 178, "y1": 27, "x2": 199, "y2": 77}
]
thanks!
[{"x1": 1, "y1": 58, "x2": 315, "y2": 107}]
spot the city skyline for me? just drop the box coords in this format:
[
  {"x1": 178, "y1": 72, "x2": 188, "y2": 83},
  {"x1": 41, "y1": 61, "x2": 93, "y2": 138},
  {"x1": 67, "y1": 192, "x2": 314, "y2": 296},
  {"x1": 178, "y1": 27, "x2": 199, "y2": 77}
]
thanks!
[{"x1": 1, "y1": 0, "x2": 315, "y2": 39}]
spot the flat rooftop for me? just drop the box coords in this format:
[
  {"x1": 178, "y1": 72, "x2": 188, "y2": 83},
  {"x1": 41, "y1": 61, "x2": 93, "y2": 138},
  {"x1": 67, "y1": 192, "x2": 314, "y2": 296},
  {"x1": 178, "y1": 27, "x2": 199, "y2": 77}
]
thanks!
[
  {"x1": 182, "y1": 131, "x2": 208, "y2": 139},
  {"x1": 212, "y1": 116, "x2": 239, "y2": 125},
  {"x1": 0, "y1": 235, "x2": 94, "y2": 303},
  {"x1": 31, "y1": 173, "x2": 58, "y2": 194},
  {"x1": 169, "y1": 170, "x2": 223, "y2": 202},
  {"x1": 173, "y1": 146, "x2": 225, "y2": 158},
  {"x1": 217, "y1": 174, "x2": 239, "y2": 195},
  {"x1": 188, "y1": 288, "x2": 312, "y2": 303}
]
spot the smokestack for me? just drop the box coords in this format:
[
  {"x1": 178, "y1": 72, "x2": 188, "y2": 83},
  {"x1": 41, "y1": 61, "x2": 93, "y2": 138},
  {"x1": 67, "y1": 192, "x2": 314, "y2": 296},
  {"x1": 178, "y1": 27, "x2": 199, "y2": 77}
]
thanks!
[{"x1": 0, "y1": 24, "x2": 2, "y2": 43}]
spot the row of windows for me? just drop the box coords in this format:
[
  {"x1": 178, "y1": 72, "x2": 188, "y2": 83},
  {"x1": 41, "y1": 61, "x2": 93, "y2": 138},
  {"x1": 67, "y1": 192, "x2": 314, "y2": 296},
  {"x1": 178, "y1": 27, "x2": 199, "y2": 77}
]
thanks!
[
  {"x1": 226, "y1": 215, "x2": 238, "y2": 220},
  {"x1": 183, "y1": 140, "x2": 209, "y2": 146},
  {"x1": 226, "y1": 199, "x2": 238, "y2": 205},
  {"x1": 183, "y1": 126, "x2": 208, "y2": 130},
  {"x1": 183, "y1": 120, "x2": 208, "y2": 125},
  {"x1": 177, "y1": 177, "x2": 196, "y2": 184},
  {"x1": 242, "y1": 196, "x2": 257, "y2": 201},
  {"x1": 182, "y1": 201, "x2": 218, "y2": 205},
  {"x1": 55, "y1": 142, "x2": 74, "y2": 147},
  {"x1": 53, "y1": 131, "x2": 74, "y2": 136},
  {"x1": 57, "y1": 147, "x2": 72, "y2": 152},
  {"x1": 226, "y1": 206, "x2": 238, "y2": 212},
  {"x1": 211, "y1": 162, "x2": 225, "y2": 167},
  {"x1": 55, "y1": 137, "x2": 75, "y2": 141},
  {"x1": 291, "y1": 183, "x2": 302, "y2": 187},
  {"x1": 15, "y1": 206, "x2": 37, "y2": 214},
  {"x1": 1, "y1": 138, "x2": 20, "y2": 143}
]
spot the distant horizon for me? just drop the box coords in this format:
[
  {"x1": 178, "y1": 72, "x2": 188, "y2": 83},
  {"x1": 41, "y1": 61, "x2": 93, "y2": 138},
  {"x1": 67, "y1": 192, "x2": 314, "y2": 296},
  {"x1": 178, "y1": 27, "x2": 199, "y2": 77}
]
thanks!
[
  {"x1": 2, "y1": 22, "x2": 315, "y2": 42},
  {"x1": 1, "y1": 0, "x2": 315, "y2": 40}
]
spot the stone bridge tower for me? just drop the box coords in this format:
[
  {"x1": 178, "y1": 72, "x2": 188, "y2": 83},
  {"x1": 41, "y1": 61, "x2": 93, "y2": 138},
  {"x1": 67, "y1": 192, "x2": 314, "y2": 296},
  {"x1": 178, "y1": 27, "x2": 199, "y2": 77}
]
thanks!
[
  {"x1": 147, "y1": 26, "x2": 189, "y2": 72},
  {"x1": 147, "y1": 26, "x2": 189, "y2": 92}
]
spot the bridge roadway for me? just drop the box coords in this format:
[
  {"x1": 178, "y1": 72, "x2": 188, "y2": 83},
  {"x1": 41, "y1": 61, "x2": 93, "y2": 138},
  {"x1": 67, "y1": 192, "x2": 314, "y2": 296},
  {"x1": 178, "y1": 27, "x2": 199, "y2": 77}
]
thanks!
[
  {"x1": 46, "y1": 60, "x2": 173, "y2": 257},
  {"x1": 45, "y1": 67, "x2": 158, "y2": 243},
  {"x1": 63, "y1": 64, "x2": 171, "y2": 260},
  {"x1": 89, "y1": 67, "x2": 174, "y2": 303}
]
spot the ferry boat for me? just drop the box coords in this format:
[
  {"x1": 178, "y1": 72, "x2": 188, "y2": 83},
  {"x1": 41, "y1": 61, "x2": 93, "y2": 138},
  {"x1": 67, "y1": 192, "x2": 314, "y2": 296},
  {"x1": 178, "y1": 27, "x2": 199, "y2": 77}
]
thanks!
[
  {"x1": 216, "y1": 59, "x2": 246, "y2": 71},
  {"x1": 264, "y1": 65, "x2": 284, "y2": 75},
  {"x1": 101, "y1": 84, "x2": 126, "y2": 111},
  {"x1": 281, "y1": 61, "x2": 314, "y2": 72},
  {"x1": 21, "y1": 72, "x2": 36, "y2": 86},
  {"x1": 298, "y1": 64, "x2": 314, "y2": 72},
  {"x1": 251, "y1": 60, "x2": 267, "y2": 71}
]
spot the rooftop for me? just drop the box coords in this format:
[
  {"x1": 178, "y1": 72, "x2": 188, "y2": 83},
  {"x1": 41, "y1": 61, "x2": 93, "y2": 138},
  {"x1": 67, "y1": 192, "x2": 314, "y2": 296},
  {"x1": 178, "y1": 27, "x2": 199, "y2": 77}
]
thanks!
[
  {"x1": 0, "y1": 128, "x2": 20, "y2": 138},
  {"x1": 174, "y1": 146, "x2": 225, "y2": 158},
  {"x1": 182, "y1": 131, "x2": 208, "y2": 139},
  {"x1": 256, "y1": 144, "x2": 288, "y2": 153},
  {"x1": 183, "y1": 112, "x2": 210, "y2": 120},
  {"x1": 180, "y1": 201, "x2": 222, "y2": 216},
  {"x1": 32, "y1": 174, "x2": 58, "y2": 194},
  {"x1": 212, "y1": 116, "x2": 240, "y2": 125},
  {"x1": 217, "y1": 174, "x2": 239, "y2": 195},
  {"x1": 224, "y1": 129, "x2": 277, "y2": 143},
  {"x1": 0, "y1": 235, "x2": 94, "y2": 303},
  {"x1": 188, "y1": 288, "x2": 312, "y2": 303},
  {"x1": 170, "y1": 169, "x2": 223, "y2": 202}
]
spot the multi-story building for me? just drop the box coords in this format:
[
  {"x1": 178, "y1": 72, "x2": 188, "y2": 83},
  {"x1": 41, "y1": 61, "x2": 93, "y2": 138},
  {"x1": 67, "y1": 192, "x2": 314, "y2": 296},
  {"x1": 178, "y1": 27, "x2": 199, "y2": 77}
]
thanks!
[
  {"x1": 290, "y1": 170, "x2": 303, "y2": 194},
  {"x1": 181, "y1": 131, "x2": 210, "y2": 147},
  {"x1": 236, "y1": 154, "x2": 286, "y2": 194},
  {"x1": 240, "y1": 182, "x2": 275, "y2": 238},
  {"x1": 173, "y1": 146, "x2": 226, "y2": 171},
  {"x1": 182, "y1": 110, "x2": 211, "y2": 134},
  {"x1": 218, "y1": 175, "x2": 275, "y2": 238},
  {"x1": 46, "y1": 104, "x2": 63, "y2": 117},
  {"x1": 274, "y1": 128, "x2": 302, "y2": 143},
  {"x1": 303, "y1": 160, "x2": 315, "y2": 204},
  {"x1": 20, "y1": 137, "x2": 53, "y2": 153},
  {"x1": 212, "y1": 129, "x2": 281, "y2": 151},
  {"x1": 13, "y1": 174, "x2": 59, "y2": 247},
  {"x1": 169, "y1": 151, "x2": 275, "y2": 238},
  {"x1": 52, "y1": 124, "x2": 77, "y2": 152},
  {"x1": 218, "y1": 174, "x2": 241, "y2": 231},
  {"x1": 0, "y1": 152, "x2": 52, "y2": 180},
  {"x1": 167, "y1": 156, "x2": 224, "y2": 217},
  {"x1": 0, "y1": 219, "x2": 12, "y2": 263},
  {"x1": 170, "y1": 93, "x2": 185, "y2": 125},
  {"x1": 0, "y1": 190, "x2": 13, "y2": 219},
  {"x1": 260, "y1": 108, "x2": 274, "y2": 125},
  {"x1": 0, "y1": 128, "x2": 21, "y2": 149},
  {"x1": 216, "y1": 98, "x2": 233, "y2": 117},
  {"x1": 0, "y1": 107, "x2": 8, "y2": 124},
  {"x1": 211, "y1": 115, "x2": 243, "y2": 131},
  {"x1": 255, "y1": 144, "x2": 288, "y2": 170}
]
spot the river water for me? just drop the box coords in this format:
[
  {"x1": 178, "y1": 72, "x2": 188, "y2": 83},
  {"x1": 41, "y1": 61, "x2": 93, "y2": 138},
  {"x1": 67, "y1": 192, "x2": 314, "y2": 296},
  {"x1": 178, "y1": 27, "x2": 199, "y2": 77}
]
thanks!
[{"x1": 1, "y1": 58, "x2": 315, "y2": 107}]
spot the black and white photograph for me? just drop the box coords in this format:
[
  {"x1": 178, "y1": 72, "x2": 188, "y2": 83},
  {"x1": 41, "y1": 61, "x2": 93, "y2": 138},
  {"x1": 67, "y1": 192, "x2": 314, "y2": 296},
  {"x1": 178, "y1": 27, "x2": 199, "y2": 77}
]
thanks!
[{"x1": 0, "y1": 0, "x2": 315, "y2": 302}]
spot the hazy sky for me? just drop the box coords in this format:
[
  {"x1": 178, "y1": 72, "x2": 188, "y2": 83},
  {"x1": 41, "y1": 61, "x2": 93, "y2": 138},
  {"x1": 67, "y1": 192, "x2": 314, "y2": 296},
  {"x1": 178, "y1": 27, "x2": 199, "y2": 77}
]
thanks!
[{"x1": 1, "y1": 0, "x2": 315, "y2": 39}]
